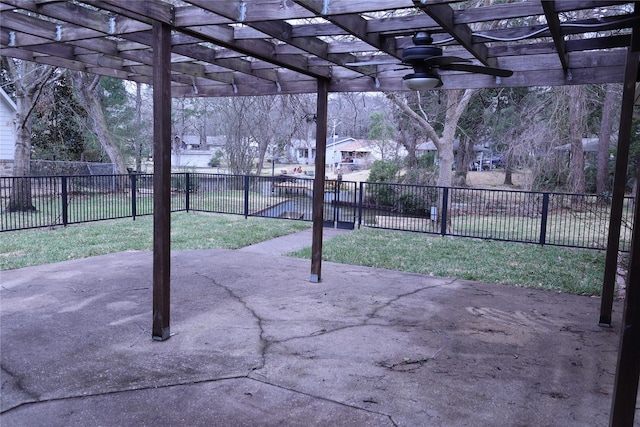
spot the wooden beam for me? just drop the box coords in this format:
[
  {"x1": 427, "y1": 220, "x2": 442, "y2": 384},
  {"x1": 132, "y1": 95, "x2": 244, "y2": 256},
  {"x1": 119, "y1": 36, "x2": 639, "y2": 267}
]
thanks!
[
  {"x1": 152, "y1": 19, "x2": 172, "y2": 342},
  {"x1": 414, "y1": 0, "x2": 493, "y2": 67},
  {"x1": 95, "y1": 0, "x2": 176, "y2": 25},
  {"x1": 179, "y1": 24, "x2": 328, "y2": 79},
  {"x1": 181, "y1": 0, "x2": 415, "y2": 22},
  {"x1": 2, "y1": 0, "x2": 150, "y2": 35},
  {"x1": 541, "y1": 1, "x2": 569, "y2": 72},
  {"x1": 185, "y1": 0, "x2": 369, "y2": 76},
  {"x1": 294, "y1": 0, "x2": 397, "y2": 57},
  {"x1": 310, "y1": 78, "x2": 329, "y2": 283}
]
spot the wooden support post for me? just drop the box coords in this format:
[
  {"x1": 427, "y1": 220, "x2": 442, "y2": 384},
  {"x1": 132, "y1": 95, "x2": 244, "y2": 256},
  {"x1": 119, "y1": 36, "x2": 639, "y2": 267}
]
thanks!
[
  {"x1": 600, "y1": 17, "x2": 639, "y2": 327},
  {"x1": 610, "y1": 159, "x2": 640, "y2": 425},
  {"x1": 152, "y1": 20, "x2": 172, "y2": 341},
  {"x1": 310, "y1": 79, "x2": 329, "y2": 283},
  {"x1": 609, "y1": 32, "x2": 640, "y2": 427}
]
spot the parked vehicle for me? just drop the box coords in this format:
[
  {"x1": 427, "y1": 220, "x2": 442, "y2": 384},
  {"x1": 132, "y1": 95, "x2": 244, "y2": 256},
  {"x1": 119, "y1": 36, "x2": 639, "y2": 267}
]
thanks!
[{"x1": 481, "y1": 155, "x2": 503, "y2": 170}]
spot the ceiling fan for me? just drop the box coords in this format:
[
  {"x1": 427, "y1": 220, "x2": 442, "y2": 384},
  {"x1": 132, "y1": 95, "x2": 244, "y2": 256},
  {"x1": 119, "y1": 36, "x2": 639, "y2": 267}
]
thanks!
[{"x1": 348, "y1": 32, "x2": 514, "y2": 90}]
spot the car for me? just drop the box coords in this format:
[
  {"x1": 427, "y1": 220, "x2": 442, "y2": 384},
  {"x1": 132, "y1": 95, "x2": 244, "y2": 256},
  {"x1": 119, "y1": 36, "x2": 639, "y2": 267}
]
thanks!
[{"x1": 481, "y1": 155, "x2": 503, "y2": 170}]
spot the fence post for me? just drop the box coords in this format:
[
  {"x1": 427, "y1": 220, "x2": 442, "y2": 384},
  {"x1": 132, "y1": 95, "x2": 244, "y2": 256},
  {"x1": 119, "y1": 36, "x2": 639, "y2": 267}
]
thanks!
[
  {"x1": 334, "y1": 176, "x2": 340, "y2": 225},
  {"x1": 357, "y1": 181, "x2": 364, "y2": 229},
  {"x1": 440, "y1": 187, "x2": 449, "y2": 236},
  {"x1": 539, "y1": 193, "x2": 550, "y2": 245},
  {"x1": 61, "y1": 176, "x2": 68, "y2": 227},
  {"x1": 130, "y1": 173, "x2": 137, "y2": 220},
  {"x1": 185, "y1": 172, "x2": 190, "y2": 212},
  {"x1": 244, "y1": 175, "x2": 250, "y2": 218}
]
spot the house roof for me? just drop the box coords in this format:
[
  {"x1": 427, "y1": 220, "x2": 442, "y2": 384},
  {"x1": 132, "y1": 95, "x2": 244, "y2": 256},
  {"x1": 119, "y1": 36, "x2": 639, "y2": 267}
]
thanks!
[
  {"x1": 326, "y1": 136, "x2": 355, "y2": 147},
  {"x1": 333, "y1": 140, "x2": 372, "y2": 153},
  {"x1": 417, "y1": 140, "x2": 491, "y2": 152},
  {"x1": 552, "y1": 137, "x2": 616, "y2": 153},
  {"x1": 176, "y1": 135, "x2": 226, "y2": 147}
]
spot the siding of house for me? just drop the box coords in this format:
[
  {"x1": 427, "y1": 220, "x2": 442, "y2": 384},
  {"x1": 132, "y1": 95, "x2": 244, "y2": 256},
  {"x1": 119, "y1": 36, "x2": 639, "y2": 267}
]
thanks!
[
  {"x1": 0, "y1": 89, "x2": 17, "y2": 175},
  {"x1": 172, "y1": 151, "x2": 214, "y2": 168}
]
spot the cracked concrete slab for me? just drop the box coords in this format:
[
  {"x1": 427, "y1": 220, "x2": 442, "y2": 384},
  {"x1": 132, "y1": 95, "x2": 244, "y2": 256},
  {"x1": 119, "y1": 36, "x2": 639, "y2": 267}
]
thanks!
[{"x1": 0, "y1": 249, "x2": 627, "y2": 426}]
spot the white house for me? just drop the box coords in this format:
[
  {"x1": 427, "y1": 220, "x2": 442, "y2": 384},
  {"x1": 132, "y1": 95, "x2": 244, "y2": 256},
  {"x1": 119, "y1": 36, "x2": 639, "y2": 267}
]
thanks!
[
  {"x1": 328, "y1": 139, "x2": 376, "y2": 171},
  {"x1": 288, "y1": 136, "x2": 379, "y2": 171},
  {"x1": 171, "y1": 135, "x2": 226, "y2": 168},
  {"x1": 0, "y1": 87, "x2": 17, "y2": 176}
]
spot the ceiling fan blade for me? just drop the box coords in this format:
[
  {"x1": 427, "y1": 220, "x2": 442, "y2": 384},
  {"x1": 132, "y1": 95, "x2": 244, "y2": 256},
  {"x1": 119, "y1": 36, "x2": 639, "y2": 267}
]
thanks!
[
  {"x1": 343, "y1": 60, "x2": 400, "y2": 66},
  {"x1": 441, "y1": 63, "x2": 513, "y2": 77}
]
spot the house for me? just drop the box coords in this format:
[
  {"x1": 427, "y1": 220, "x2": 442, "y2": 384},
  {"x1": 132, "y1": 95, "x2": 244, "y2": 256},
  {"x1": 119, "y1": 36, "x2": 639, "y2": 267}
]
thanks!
[
  {"x1": 328, "y1": 139, "x2": 376, "y2": 171},
  {"x1": 0, "y1": 87, "x2": 17, "y2": 176},
  {"x1": 416, "y1": 139, "x2": 491, "y2": 156},
  {"x1": 551, "y1": 137, "x2": 616, "y2": 170},
  {"x1": 171, "y1": 135, "x2": 227, "y2": 168},
  {"x1": 290, "y1": 138, "x2": 317, "y2": 164},
  {"x1": 416, "y1": 139, "x2": 493, "y2": 170},
  {"x1": 291, "y1": 136, "x2": 377, "y2": 171},
  {"x1": 552, "y1": 137, "x2": 613, "y2": 154}
]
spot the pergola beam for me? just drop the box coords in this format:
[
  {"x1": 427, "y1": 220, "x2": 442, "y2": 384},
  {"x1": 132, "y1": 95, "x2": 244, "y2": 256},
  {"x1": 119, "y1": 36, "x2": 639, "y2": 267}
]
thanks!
[
  {"x1": 185, "y1": 0, "x2": 374, "y2": 78},
  {"x1": 413, "y1": 0, "x2": 493, "y2": 68},
  {"x1": 541, "y1": 1, "x2": 570, "y2": 73}
]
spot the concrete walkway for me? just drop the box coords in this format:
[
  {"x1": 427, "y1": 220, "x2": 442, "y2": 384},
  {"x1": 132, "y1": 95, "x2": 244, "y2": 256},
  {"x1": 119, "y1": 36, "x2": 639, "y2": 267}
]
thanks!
[
  {"x1": 0, "y1": 246, "x2": 628, "y2": 426},
  {"x1": 239, "y1": 226, "x2": 351, "y2": 255}
]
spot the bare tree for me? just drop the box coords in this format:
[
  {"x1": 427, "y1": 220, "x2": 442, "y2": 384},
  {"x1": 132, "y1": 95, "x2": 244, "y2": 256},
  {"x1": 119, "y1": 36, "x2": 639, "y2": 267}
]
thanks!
[
  {"x1": 215, "y1": 97, "x2": 259, "y2": 174},
  {"x1": 568, "y1": 85, "x2": 586, "y2": 193},
  {"x1": 387, "y1": 89, "x2": 475, "y2": 187},
  {"x1": 597, "y1": 84, "x2": 618, "y2": 194},
  {"x1": 2, "y1": 58, "x2": 58, "y2": 211},
  {"x1": 72, "y1": 72, "x2": 129, "y2": 174},
  {"x1": 247, "y1": 95, "x2": 304, "y2": 175},
  {"x1": 135, "y1": 82, "x2": 143, "y2": 172}
]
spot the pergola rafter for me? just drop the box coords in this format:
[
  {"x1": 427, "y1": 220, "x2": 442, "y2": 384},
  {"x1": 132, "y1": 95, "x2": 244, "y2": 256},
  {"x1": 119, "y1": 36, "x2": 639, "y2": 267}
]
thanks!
[{"x1": 2, "y1": 0, "x2": 636, "y2": 95}]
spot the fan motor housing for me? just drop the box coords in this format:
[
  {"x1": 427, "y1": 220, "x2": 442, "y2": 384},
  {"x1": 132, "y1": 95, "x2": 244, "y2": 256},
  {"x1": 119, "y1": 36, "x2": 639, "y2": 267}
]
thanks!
[{"x1": 402, "y1": 45, "x2": 442, "y2": 64}]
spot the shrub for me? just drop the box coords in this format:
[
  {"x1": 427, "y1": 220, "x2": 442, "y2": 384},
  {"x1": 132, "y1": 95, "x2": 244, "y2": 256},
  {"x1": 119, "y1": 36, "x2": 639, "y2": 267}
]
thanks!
[
  {"x1": 208, "y1": 150, "x2": 224, "y2": 168},
  {"x1": 171, "y1": 172, "x2": 200, "y2": 193},
  {"x1": 368, "y1": 159, "x2": 400, "y2": 183}
]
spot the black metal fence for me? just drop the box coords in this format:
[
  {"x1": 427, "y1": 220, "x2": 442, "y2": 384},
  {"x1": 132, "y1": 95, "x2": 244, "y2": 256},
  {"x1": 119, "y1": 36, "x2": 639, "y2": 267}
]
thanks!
[
  {"x1": 0, "y1": 173, "x2": 634, "y2": 251},
  {"x1": 360, "y1": 182, "x2": 634, "y2": 251}
]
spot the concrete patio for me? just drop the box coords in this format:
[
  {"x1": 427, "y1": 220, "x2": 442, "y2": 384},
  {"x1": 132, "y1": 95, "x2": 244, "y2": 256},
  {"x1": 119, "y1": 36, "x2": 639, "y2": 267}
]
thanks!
[{"x1": 0, "y1": 247, "x2": 628, "y2": 426}]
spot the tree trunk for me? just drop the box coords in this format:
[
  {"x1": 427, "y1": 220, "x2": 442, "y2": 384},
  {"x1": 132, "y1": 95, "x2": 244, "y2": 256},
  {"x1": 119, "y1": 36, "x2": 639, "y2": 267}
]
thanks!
[
  {"x1": 8, "y1": 95, "x2": 36, "y2": 211},
  {"x1": 568, "y1": 85, "x2": 585, "y2": 194},
  {"x1": 453, "y1": 137, "x2": 474, "y2": 187},
  {"x1": 3, "y1": 59, "x2": 57, "y2": 211},
  {"x1": 439, "y1": 89, "x2": 476, "y2": 188},
  {"x1": 597, "y1": 84, "x2": 617, "y2": 194},
  {"x1": 135, "y1": 82, "x2": 143, "y2": 173},
  {"x1": 255, "y1": 139, "x2": 269, "y2": 176},
  {"x1": 73, "y1": 73, "x2": 129, "y2": 175},
  {"x1": 504, "y1": 168, "x2": 513, "y2": 185}
]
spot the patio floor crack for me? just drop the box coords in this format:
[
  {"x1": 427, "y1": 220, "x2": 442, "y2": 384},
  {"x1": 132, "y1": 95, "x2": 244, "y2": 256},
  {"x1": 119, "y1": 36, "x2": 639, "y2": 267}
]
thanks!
[{"x1": 195, "y1": 272, "x2": 268, "y2": 371}]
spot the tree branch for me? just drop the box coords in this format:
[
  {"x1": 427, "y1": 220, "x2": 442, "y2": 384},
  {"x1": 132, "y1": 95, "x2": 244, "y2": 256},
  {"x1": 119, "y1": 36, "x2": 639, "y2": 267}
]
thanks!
[{"x1": 385, "y1": 92, "x2": 441, "y2": 148}]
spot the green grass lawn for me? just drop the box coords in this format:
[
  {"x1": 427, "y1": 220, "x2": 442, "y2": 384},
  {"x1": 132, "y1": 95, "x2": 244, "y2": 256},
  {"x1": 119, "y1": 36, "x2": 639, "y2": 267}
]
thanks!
[
  {"x1": 0, "y1": 212, "x2": 310, "y2": 270},
  {"x1": 290, "y1": 228, "x2": 606, "y2": 296},
  {"x1": 1, "y1": 212, "x2": 606, "y2": 296}
]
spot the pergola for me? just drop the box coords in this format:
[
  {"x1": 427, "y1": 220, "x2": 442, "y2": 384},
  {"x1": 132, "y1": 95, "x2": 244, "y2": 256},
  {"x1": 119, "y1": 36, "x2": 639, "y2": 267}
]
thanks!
[{"x1": 1, "y1": 1, "x2": 639, "y2": 424}]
